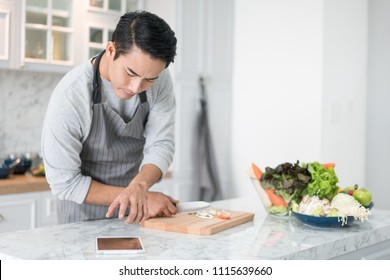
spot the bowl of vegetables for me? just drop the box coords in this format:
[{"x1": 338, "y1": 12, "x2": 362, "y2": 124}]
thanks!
[
  {"x1": 249, "y1": 161, "x2": 373, "y2": 226},
  {"x1": 249, "y1": 161, "x2": 340, "y2": 216},
  {"x1": 249, "y1": 161, "x2": 313, "y2": 215},
  {"x1": 291, "y1": 192, "x2": 371, "y2": 227}
]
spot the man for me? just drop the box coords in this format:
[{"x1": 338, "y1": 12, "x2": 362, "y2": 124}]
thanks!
[{"x1": 41, "y1": 11, "x2": 178, "y2": 225}]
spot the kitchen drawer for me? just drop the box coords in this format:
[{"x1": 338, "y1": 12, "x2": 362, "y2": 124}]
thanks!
[
  {"x1": 0, "y1": 191, "x2": 57, "y2": 233},
  {"x1": 0, "y1": 192, "x2": 38, "y2": 233},
  {"x1": 38, "y1": 191, "x2": 57, "y2": 227}
]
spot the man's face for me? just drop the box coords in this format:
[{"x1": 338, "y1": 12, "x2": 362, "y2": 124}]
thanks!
[{"x1": 105, "y1": 44, "x2": 166, "y2": 100}]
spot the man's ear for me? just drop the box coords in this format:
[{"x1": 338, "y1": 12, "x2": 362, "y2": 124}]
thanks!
[{"x1": 105, "y1": 42, "x2": 116, "y2": 58}]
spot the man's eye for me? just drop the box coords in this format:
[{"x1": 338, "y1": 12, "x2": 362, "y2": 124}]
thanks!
[{"x1": 126, "y1": 72, "x2": 136, "y2": 77}]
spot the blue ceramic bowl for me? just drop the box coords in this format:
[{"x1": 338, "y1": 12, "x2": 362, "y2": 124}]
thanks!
[
  {"x1": 4, "y1": 157, "x2": 32, "y2": 174},
  {"x1": 292, "y1": 211, "x2": 355, "y2": 228},
  {"x1": 365, "y1": 201, "x2": 374, "y2": 210},
  {"x1": 0, "y1": 164, "x2": 14, "y2": 179}
]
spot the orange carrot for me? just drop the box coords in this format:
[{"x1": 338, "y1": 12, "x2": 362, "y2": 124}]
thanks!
[
  {"x1": 265, "y1": 189, "x2": 288, "y2": 207},
  {"x1": 323, "y1": 162, "x2": 336, "y2": 169},
  {"x1": 216, "y1": 214, "x2": 231, "y2": 220},
  {"x1": 251, "y1": 163, "x2": 263, "y2": 180}
]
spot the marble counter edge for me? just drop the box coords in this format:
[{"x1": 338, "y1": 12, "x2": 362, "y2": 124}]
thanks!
[{"x1": 1, "y1": 198, "x2": 390, "y2": 260}]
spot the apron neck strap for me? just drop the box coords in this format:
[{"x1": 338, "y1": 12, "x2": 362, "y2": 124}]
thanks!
[
  {"x1": 139, "y1": 91, "x2": 147, "y2": 103},
  {"x1": 92, "y1": 50, "x2": 106, "y2": 104}
]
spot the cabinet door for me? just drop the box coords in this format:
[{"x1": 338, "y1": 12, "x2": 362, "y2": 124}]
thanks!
[
  {"x1": 0, "y1": 9, "x2": 10, "y2": 60},
  {"x1": 87, "y1": 24, "x2": 114, "y2": 58},
  {"x1": 88, "y1": 0, "x2": 140, "y2": 13},
  {"x1": 38, "y1": 191, "x2": 57, "y2": 227},
  {"x1": 23, "y1": 0, "x2": 74, "y2": 71},
  {"x1": 0, "y1": 0, "x2": 21, "y2": 69},
  {"x1": 0, "y1": 193, "x2": 38, "y2": 233},
  {"x1": 85, "y1": 0, "x2": 142, "y2": 59}
]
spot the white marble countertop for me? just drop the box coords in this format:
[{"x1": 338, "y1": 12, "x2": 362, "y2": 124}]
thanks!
[{"x1": 1, "y1": 196, "x2": 390, "y2": 260}]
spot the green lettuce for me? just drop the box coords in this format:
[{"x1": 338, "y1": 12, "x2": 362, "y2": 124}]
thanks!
[{"x1": 303, "y1": 162, "x2": 339, "y2": 200}]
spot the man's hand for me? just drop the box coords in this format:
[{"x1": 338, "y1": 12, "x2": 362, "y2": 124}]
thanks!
[
  {"x1": 103, "y1": 164, "x2": 168, "y2": 224},
  {"x1": 106, "y1": 182, "x2": 149, "y2": 224},
  {"x1": 146, "y1": 192, "x2": 179, "y2": 218}
]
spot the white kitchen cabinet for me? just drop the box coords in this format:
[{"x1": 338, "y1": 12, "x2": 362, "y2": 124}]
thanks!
[
  {"x1": 21, "y1": 0, "x2": 75, "y2": 72},
  {"x1": 38, "y1": 190, "x2": 57, "y2": 227},
  {"x1": 0, "y1": 192, "x2": 37, "y2": 233},
  {"x1": 0, "y1": 191, "x2": 57, "y2": 233},
  {"x1": 0, "y1": 0, "x2": 143, "y2": 73},
  {"x1": 0, "y1": 0, "x2": 21, "y2": 69},
  {"x1": 88, "y1": 0, "x2": 139, "y2": 13},
  {"x1": 0, "y1": 8, "x2": 10, "y2": 60},
  {"x1": 85, "y1": 0, "x2": 142, "y2": 59}
]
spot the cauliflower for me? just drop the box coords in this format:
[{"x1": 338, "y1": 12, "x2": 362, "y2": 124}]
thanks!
[{"x1": 331, "y1": 193, "x2": 370, "y2": 222}]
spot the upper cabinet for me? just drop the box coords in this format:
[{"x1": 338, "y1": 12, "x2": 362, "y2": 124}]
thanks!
[
  {"x1": 86, "y1": 0, "x2": 141, "y2": 62},
  {"x1": 0, "y1": 7, "x2": 10, "y2": 61},
  {"x1": 23, "y1": 0, "x2": 74, "y2": 71},
  {"x1": 89, "y1": 0, "x2": 138, "y2": 13},
  {"x1": 0, "y1": 0, "x2": 142, "y2": 73},
  {"x1": 0, "y1": 0, "x2": 21, "y2": 69}
]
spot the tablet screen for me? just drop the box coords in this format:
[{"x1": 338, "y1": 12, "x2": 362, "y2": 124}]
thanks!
[{"x1": 96, "y1": 237, "x2": 145, "y2": 254}]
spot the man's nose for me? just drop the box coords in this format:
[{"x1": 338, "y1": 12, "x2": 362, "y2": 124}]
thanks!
[{"x1": 129, "y1": 78, "x2": 144, "y2": 94}]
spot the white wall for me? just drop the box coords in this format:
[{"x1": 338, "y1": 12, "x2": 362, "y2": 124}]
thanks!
[
  {"x1": 366, "y1": 0, "x2": 390, "y2": 210},
  {"x1": 321, "y1": 0, "x2": 367, "y2": 187},
  {"x1": 144, "y1": 0, "x2": 176, "y2": 32},
  {"x1": 231, "y1": 0, "x2": 324, "y2": 198},
  {"x1": 231, "y1": 0, "x2": 368, "y2": 198}
]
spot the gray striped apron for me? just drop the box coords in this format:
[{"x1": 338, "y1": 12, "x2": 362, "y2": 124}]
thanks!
[{"x1": 57, "y1": 50, "x2": 150, "y2": 224}]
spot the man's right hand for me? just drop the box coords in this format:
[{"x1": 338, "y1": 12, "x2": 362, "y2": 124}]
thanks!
[{"x1": 145, "y1": 192, "x2": 179, "y2": 218}]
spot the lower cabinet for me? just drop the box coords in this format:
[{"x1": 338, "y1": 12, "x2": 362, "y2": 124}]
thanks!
[{"x1": 0, "y1": 191, "x2": 57, "y2": 233}]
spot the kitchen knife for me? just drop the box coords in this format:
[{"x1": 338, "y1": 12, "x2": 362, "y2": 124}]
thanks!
[{"x1": 175, "y1": 201, "x2": 211, "y2": 212}]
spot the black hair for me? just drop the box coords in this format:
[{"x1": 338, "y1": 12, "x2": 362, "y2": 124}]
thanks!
[{"x1": 111, "y1": 10, "x2": 177, "y2": 68}]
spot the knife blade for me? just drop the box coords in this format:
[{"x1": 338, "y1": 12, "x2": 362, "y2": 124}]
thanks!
[{"x1": 175, "y1": 201, "x2": 211, "y2": 212}]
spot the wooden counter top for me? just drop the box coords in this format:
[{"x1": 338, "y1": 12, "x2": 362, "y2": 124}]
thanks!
[
  {"x1": 0, "y1": 174, "x2": 50, "y2": 195},
  {"x1": 0, "y1": 170, "x2": 172, "y2": 196}
]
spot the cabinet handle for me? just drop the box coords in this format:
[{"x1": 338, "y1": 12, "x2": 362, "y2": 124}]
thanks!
[{"x1": 0, "y1": 214, "x2": 4, "y2": 223}]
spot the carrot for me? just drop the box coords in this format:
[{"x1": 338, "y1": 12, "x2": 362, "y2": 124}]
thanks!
[
  {"x1": 216, "y1": 214, "x2": 231, "y2": 220},
  {"x1": 251, "y1": 163, "x2": 263, "y2": 180},
  {"x1": 265, "y1": 189, "x2": 288, "y2": 207},
  {"x1": 323, "y1": 162, "x2": 336, "y2": 169},
  {"x1": 216, "y1": 210, "x2": 231, "y2": 220}
]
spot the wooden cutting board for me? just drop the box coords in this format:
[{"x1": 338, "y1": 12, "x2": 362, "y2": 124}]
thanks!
[{"x1": 141, "y1": 210, "x2": 255, "y2": 235}]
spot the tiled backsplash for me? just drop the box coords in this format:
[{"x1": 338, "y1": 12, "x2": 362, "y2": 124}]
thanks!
[{"x1": 0, "y1": 69, "x2": 64, "y2": 158}]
